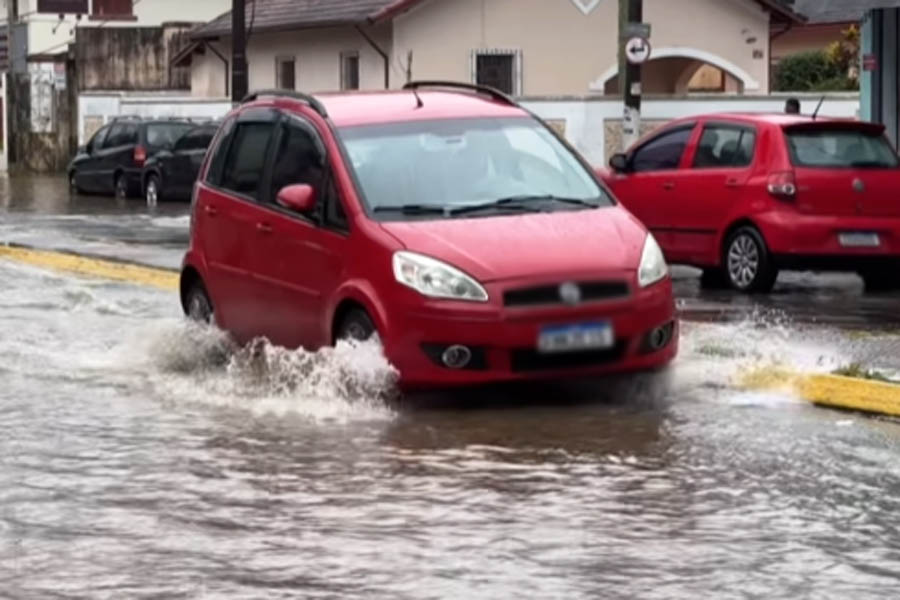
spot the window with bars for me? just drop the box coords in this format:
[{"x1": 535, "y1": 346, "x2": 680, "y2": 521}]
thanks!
[
  {"x1": 341, "y1": 52, "x2": 360, "y2": 91},
  {"x1": 473, "y1": 50, "x2": 521, "y2": 96},
  {"x1": 276, "y1": 56, "x2": 296, "y2": 91}
]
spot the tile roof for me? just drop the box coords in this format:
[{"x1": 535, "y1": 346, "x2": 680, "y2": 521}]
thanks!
[
  {"x1": 789, "y1": 0, "x2": 900, "y2": 24},
  {"x1": 192, "y1": 0, "x2": 404, "y2": 39}
]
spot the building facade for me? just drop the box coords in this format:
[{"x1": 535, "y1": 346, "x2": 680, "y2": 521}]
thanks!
[{"x1": 181, "y1": 0, "x2": 803, "y2": 99}]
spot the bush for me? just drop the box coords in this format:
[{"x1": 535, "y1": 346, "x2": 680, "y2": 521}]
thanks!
[{"x1": 774, "y1": 51, "x2": 846, "y2": 91}]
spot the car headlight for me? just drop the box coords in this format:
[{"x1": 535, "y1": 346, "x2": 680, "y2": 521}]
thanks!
[
  {"x1": 638, "y1": 234, "x2": 668, "y2": 287},
  {"x1": 392, "y1": 251, "x2": 489, "y2": 302}
]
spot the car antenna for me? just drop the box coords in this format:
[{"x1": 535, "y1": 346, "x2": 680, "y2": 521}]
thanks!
[
  {"x1": 811, "y1": 95, "x2": 825, "y2": 120},
  {"x1": 412, "y1": 87, "x2": 424, "y2": 109}
]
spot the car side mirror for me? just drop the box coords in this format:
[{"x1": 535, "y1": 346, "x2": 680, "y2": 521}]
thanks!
[
  {"x1": 276, "y1": 184, "x2": 317, "y2": 213},
  {"x1": 609, "y1": 153, "x2": 630, "y2": 173}
]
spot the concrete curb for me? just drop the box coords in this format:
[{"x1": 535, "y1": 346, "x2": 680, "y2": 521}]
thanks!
[
  {"x1": 0, "y1": 245, "x2": 179, "y2": 291},
  {"x1": 741, "y1": 369, "x2": 900, "y2": 418}
]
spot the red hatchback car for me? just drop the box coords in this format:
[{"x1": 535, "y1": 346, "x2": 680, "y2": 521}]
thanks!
[
  {"x1": 180, "y1": 83, "x2": 677, "y2": 390},
  {"x1": 600, "y1": 113, "x2": 900, "y2": 293}
]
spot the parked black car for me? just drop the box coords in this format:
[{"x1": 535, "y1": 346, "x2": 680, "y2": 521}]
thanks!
[
  {"x1": 141, "y1": 122, "x2": 219, "y2": 204},
  {"x1": 68, "y1": 118, "x2": 197, "y2": 198}
]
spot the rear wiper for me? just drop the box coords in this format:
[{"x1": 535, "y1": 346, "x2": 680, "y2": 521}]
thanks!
[{"x1": 373, "y1": 204, "x2": 449, "y2": 216}]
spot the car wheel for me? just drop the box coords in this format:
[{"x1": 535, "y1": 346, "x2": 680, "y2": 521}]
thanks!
[
  {"x1": 724, "y1": 227, "x2": 778, "y2": 293},
  {"x1": 69, "y1": 171, "x2": 81, "y2": 195},
  {"x1": 115, "y1": 173, "x2": 129, "y2": 199},
  {"x1": 337, "y1": 309, "x2": 376, "y2": 342},
  {"x1": 145, "y1": 175, "x2": 161, "y2": 207},
  {"x1": 860, "y1": 268, "x2": 899, "y2": 293},
  {"x1": 184, "y1": 281, "x2": 214, "y2": 325}
]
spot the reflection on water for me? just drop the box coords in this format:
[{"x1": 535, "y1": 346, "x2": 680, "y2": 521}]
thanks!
[{"x1": 2, "y1": 261, "x2": 900, "y2": 598}]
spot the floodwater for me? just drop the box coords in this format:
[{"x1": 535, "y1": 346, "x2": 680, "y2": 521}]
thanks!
[{"x1": 3, "y1": 176, "x2": 900, "y2": 599}]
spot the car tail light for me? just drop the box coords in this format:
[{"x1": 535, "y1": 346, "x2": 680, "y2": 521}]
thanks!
[
  {"x1": 133, "y1": 145, "x2": 147, "y2": 167},
  {"x1": 767, "y1": 171, "x2": 796, "y2": 200}
]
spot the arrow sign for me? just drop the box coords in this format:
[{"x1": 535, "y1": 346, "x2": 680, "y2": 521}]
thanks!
[{"x1": 625, "y1": 36, "x2": 651, "y2": 65}]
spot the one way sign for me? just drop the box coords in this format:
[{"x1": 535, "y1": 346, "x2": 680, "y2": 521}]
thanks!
[{"x1": 625, "y1": 36, "x2": 651, "y2": 65}]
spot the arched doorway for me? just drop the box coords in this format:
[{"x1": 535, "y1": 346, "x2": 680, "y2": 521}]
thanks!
[{"x1": 590, "y1": 47, "x2": 759, "y2": 95}]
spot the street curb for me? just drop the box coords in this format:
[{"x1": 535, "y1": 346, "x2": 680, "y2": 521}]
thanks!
[
  {"x1": 741, "y1": 368, "x2": 900, "y2": 418},
  {"x1": 0, "y1": 244, "x2": 179, "y2": 291}
]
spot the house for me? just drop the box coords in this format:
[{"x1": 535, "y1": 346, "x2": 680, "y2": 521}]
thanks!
[
  {"x1": 178, "y1": 0, "x2": 805, "y2": 98},
  {"x1": 771, "y1": 0, "x2": 868, "y2": 65},
  {"x1": 855, "y1": 0, "x2": 900, "y2": 147}
]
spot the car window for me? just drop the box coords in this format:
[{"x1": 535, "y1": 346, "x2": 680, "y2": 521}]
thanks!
[
  {"x1": 89, "y1": 126, "x2": 110, "y2": 151},
  {"x1": 147, "y1": 123, "x2": 193, "y2": 149},
  {"x1": 219, "y1": 123, "x2": 275, "y2": 199},
  {"x1": 693, "y1": 125, "x2": 757, "y2": 168},
  {"x1": 121, "y1": 123, "x2": 138, "y2": 145},
  {"x1": 631, "y1": 127, "x2": 693, "y2": 172},
  {"x1": 205, "y1": 118, "x2": 237, "y2": 186},
  {"x1": 786, "y1": 128, "x2": 899, "y2": 168},
  {"x1": 104, "y1": 124, "x2": 125, "y2": 148},
  {"x1": 176, "y1": 129, "x2": 215, "y2": 152}
]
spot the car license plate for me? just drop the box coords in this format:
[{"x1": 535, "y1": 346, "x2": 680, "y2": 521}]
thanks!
[
  {"x1": 538, "y1": 322, "x2": 615, "y2": 354},
  {"x1": 839, "y1": 232, "x2": 880, "y2": 248}
]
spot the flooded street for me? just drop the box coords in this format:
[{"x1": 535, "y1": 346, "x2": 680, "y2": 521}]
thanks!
[{"x1": 3, "y1": 176, "x2": 900, "y2": 598}]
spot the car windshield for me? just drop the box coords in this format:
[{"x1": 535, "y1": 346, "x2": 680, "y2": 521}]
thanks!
[
  {"x1": 786, "y1": 128, "x2": 899, "y2": 169},
  {"x1": 338, "y1": 117, "x2": 610, "y2": 219},
  {"x1": 147, "y1": 123, "x2": 194, "y2": 149}
]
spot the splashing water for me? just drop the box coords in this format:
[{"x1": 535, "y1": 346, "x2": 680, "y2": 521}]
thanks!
[{"x1": 134, "y1": 321, "x2": 399, "y2": 423}]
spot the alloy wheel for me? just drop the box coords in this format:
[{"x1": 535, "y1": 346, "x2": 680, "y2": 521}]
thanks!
[
  {"x1": 187, "y1": 287, "x2": 213, "y2": 324},
  {"x1": 727, "y1": 233, "x2": 760, "y2": 290},
  {"x1": 115, "y1": 175, "x2": 128, "y2": 199},
  {"x1": 146, "y1": 178, "x2": 159, "y2": 207}
]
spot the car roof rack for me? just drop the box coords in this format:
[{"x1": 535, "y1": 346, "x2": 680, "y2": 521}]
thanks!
[
  {"x1": 241, "y1": 89, "x2": 329, "y2": 118},
  {"x1": 402, "y1": 80, "x2": 518, "y2": 107}
]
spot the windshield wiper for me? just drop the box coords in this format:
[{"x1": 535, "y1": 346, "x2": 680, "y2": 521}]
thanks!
[
  {"x1": 451, "y1": 194, "x2": 599, "y2": 216},
  {"x1": 373, "y1": 204, "x2": 449, "y2": 216}
]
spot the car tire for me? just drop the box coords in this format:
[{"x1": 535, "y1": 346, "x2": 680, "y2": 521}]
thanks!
[
  {"x1": 723, "y1": 227, "x2": 778, "y2": 293},
  {"x1": 145, "y1": 175, "x2": 161, "y2": 207},
  {"x1": 860, "y1": 268, "x2": 899, "y2": 293},
  {"x1": 337, "y1": 309, "x2": 376, "y2": 342},
  {"x1": 115, "y1": 173, "x2": 129, "y2": 199},
  {"x1": 184, "y1": 280, "x2": 214, "y2": 325},
  {"x1": 69, "y1": 171, "x2": 81, "y2": 195}
]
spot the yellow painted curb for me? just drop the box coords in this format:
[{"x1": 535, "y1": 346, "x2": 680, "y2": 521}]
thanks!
[
  {"x1": 0, "y1": 245, "x2": 179, "y2": 291},
  {"x1": 741, "y1": 368, "x2": 900, "y2": 418}
]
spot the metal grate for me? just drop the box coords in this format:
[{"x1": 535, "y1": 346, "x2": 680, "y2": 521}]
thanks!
[{"x1": 503, "y1": 281, "x2": 630, "y2": 307}]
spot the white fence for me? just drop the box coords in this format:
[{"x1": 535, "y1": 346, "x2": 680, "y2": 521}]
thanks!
[
  {"x1": 522, "y1": 92, "x2": 861, "y2": 167},
  {"x1": 77, "y1": 91, "x2": 862, "y2": 167},
  {"x1": 78, "y1": 92, "x2": 232, "y2": 146}
]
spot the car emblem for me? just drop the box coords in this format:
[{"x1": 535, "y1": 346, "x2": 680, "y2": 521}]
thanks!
[
  {"x1": 559, "y1": 282, "x2": 582, "y2": 305},
  {"x1": 853, "y1": 179, "x2": 865, "y2": 193}
]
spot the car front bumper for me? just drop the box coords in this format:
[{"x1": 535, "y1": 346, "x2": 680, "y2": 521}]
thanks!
[{"x1": 381, "y1": 277, "x2": 678, "y2": 390}]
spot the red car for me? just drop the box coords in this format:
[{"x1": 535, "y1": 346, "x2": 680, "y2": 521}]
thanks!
[
  {"x1": 180, "y1": 82, "x2": 677, "y2": 390},
  {"x1": 600, "y1": 113, "x2": 900, "y2": 293}
]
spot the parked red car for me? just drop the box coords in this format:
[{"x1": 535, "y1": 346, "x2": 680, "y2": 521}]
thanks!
[
  {"x1": 180, "y1": 83, "x2": 677, "y2": 390},
  {"x1": 599, "y1": 113, "x2": 900, "y2": 293}
]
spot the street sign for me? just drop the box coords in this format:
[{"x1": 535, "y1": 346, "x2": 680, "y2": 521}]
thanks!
[
  {"x1": 625, "y1": 23, "x2": 651, "y2": 39},
  {"x1": 625, "y1": 36, "x2": 651, "y2": 64},
  {"x1": 863, "y1": 53, "x2": 877, "y2": 71}
]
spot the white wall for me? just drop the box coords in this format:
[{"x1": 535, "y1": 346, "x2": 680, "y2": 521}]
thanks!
[
  {"x1": 522, "y1": 93, "x2": 861, "y2": 166},
  {"x1": 77, "y1": 91, "x2": 231, "y2": 145}
]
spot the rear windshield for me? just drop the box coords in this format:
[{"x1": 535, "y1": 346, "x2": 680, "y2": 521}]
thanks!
[
  {"x1": 786, "y1": 128, "x2": 899, "y2": 169},
  {"x1": 146, "y1": 123, "x2": 194, "y2": 149}
]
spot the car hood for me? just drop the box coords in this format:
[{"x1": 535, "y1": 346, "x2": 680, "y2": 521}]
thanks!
[{"x1": 378, "y1": 206, "x2": 648, "y2": 282}]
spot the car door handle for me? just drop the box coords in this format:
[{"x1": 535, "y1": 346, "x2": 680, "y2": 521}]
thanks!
[
  {"x1": 662, "y1": 182, "x2": 675, "y2": 190},
  {"x1": 203, "y1": 205, "x2": 218, "y2": 217},
  {"x1": 725, "y1": 178, "x2": 741, "y2": 188},
  {"x1": 256, "y1": 222, "x2": 273, "y2": 234}
]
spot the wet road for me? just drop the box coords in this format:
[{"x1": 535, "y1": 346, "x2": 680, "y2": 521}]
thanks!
[{"x1": 3, "y1": 176, "x2": 900, "y2": 599}]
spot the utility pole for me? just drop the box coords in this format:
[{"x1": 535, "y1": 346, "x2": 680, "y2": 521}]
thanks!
[
  {"x1": 231, "y1": 0, "x2": 247, "y2": 104},
  {"x1": 6, "y1": 0, "x2": 17, "y2": 169},
  {"x1": 618, "y1": 0, "x2": 647, "y2": 151}
]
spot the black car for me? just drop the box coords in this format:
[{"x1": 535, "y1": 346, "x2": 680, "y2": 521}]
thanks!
[
  {"x1": 68, "y1": 118, "x2": 196, "y2": 198},
  {"x1": 141, "y1": 123, "x2": 218, "y2": 204}
]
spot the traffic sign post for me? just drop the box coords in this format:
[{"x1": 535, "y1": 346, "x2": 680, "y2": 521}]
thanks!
[{"x1": 618, "y1": 0, "x2": 648, "y2": 150}]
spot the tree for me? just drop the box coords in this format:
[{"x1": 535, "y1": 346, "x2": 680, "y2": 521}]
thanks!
[{"x1": 774, "y1": 25, "x2": 860, "y2": 91}]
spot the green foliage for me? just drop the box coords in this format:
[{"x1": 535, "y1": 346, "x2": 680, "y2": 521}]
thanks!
[{"x1": 774, "y1": 25, "x2": 860, "y2": 92}]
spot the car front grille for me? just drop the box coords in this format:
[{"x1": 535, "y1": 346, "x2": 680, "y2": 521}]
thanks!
[
  {"x1": 503, "y1": 281, "x2": 630, "y2": 307},
  {"x1": 510, "y1": 342, "x2": 627, "y2": 373}
]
